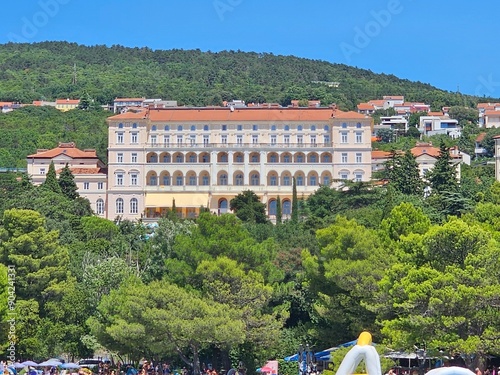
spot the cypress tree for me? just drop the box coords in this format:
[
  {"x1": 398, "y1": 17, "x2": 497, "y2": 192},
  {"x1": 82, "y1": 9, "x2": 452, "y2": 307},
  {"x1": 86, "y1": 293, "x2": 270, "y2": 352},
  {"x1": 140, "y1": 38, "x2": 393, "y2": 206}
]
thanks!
[
  {"x1": 292, "y1": 177, "x2": 298, "y2": 223},
  {"x1": 276, "y1": 195, "x2": 282, "y2": 225},
  {"x1": 58, "y1": 163, "x2": 79, "y2": 199},
  {"x1": 41, "y1": 161, "x2": 62, "y2": 194}
]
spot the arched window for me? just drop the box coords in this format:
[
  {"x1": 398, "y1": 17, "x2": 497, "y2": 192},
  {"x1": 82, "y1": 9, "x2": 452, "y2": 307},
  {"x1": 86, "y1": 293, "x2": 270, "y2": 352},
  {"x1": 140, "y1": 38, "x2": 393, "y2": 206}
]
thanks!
[
  {"x1": 149, "y1": 175, "x2": 157, "y2": 186},
  {"x1": 220, "y1": 154, "x2": 228, "y2": 163},
  {"x1": 236, "y1": 154, "x2": 243, "y2": 163},
  {"x1": 163, "y1": 154, "x2": 171, "y2": 163},
  {"x1": 270, "y1": 154, "x2": 277, "y2": 163},
  {"x1": 202, "y1": 174, "x2": 209, "y2": 185},
  {"x1": 118, "y1": 123, "x2": 124, "y2": 129},
  {"x1": 284, "y1": 125, "x2": 290, "y2": 131},
  {"x1": 177, "y1": 125, "x2": 183, "y2": 131},
  {"x1": 189, "y1": 154, "x2": 196, "y2": 163},
  {"x1": 298, "y1": 125, "x2": 303, "y2": 131},
  {"x1": 356, "y1": 122, "x2": 362, "y2": 128},
  {"x1": 342, "y1": 122, "x2": 347, "y2": 128},
  {"x1": 220, "y1": 174, "x2": 228, "y2": 185},
  {"x1": 283, "y1": 200, "x2": 291, "y2": 215},
  {"x1": 204, "y1": 125, "x2": 209, "y2": 131},
  {"x1": 284, "y1": 155, "x2": 290, "y2": 163},
  {"x1": 189, "y1": 175, "x2": 196, "y2": 185},
  {"x1": 269, "y1": 200, "x2": 277, "y2": 215},
  {"x1": 163, "y1": 175, "x2": 171, "y2": 185},
  {"x1": 251, "y1": 173, "x2": 259, "y2": 186},
  {"x1": 130, "y1": 198, "x2": 138, "y2": 214},
  {"x1": 283, "y1": 175, "x2": 291, "y2": 186},
  {"x1": 311, "y1": 125, "x2": 316, "y2": 131},
  {"x1": 271, "y1": 125, "x2": 277, "y2": 131},
  {"x1": 270, "y1": 175, "x2": 277, "y2": 186},
  {"x1": 324, "y1": 125, "x2": 329, "y2": 131},
  {"x1": 251, "y1": 154, "x2": 258, "y2": 162},
  {"x1": 323, "y1": 175, "x2": 330, "y2": 185},
  {"x1": 176, "y1": 175, "x2": 183, "y2": 186},
  {"x1": 132, "y1": 123, "x2": 137, "y2": 129},
  {"x1": 191, "y1": 125, "x2": 196, "y2": 131},
  {"x1": 309, "y1": 175, "x2": 317, "y2": 186},
  {"x1": 96, "y1": 199, "x2": 104, "y2": 215},
  {"x1": 151, "y1": 125, "x2": 157, "y2": 131},
  {"x1": 219, "y1": 199, "x2": 228, "y2": 214},
  {"x1": 176, "y1": 154, "x2": 183, "y2": 163},
  {"x1": 164, "y1": 125, "x2": 169, "y2": 131},
  {"x1": 116, "y1": 198, "x2": 124, "y2": 214},
  {"x1": 322, "y1": 154, "x2": 331, "y2": 163},
  {"x1": 297, "y1": 154, "x2": 304, "y2": 163},
  {"x1": 297, "y1": 176, "x2": 304, "y2": 186},
  {"x1": 235, "y1": 174, "x2": 243, "y2": 185},
  {"x1": 310, "y1": 154, "x2": 317, "y2": 163}
]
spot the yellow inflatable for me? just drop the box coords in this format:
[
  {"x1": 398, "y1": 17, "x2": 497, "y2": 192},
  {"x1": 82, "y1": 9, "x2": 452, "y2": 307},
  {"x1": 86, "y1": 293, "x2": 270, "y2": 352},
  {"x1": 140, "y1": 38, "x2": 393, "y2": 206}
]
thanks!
[{"x1": 335, "y1": 332, "x2": 381, "y2": 375}]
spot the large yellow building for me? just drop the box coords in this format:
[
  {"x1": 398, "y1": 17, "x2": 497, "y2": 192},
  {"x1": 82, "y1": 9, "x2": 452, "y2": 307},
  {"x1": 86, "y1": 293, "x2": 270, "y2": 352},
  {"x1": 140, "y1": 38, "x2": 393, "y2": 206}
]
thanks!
[{"x1": 106, "y1": 106, "x2": 373, "y2": 221}]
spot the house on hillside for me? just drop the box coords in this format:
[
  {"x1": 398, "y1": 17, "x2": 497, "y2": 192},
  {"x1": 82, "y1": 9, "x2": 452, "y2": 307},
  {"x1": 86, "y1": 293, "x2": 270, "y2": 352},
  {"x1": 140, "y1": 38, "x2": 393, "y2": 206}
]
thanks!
[
  {"x1": 411, "y1": 143, "x2": 462, "y2": 179},
  {"x1": 418, "y1": 115, "x2": 460, "y2": 138},
  {"x1": 55, "y1": 98, "x2": 80, "y2": 111},
  {"x1": 26, "y1": 142, "x2": 107, "y2": 217},
  {"x1": 475, "y1": 133, "x2": 489, "y2": 158}
]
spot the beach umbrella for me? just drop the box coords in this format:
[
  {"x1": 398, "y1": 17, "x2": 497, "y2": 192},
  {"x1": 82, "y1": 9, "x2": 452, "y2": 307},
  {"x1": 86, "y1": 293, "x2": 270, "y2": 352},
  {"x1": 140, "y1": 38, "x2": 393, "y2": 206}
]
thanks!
[
  {"x1": 13, "y1": 364, "x2": 26, "y2": 369},
  {"x1": 37, "y1": 361, "x2": 62, "y2": 367},
  {"x1": 20, "y1": 361, "x2": 39, "y2": 367}
]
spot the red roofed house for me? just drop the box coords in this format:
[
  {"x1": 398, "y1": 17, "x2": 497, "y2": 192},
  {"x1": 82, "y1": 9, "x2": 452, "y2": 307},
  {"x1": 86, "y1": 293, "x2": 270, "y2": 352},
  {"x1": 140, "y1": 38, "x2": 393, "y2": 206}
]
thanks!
[
  {"x1": 27, "y1": 142, "x2": 108, "y2": 217},
  {"x1": 411, "y1": 142, "x2": 461, "y2": 179}
]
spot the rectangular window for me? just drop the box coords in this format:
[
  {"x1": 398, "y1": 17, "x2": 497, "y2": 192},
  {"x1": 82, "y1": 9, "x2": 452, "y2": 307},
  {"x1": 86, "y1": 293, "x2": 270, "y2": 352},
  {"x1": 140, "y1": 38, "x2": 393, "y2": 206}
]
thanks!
[
  {"x1": 297, "y1": 135, "x2": 303, "y2": 144},
  {"x1": 131, "y1": 153, "x2": 138, "y2": 163},
  {"x1": 177, "y1": 135, "x2": 183, "y2": 145},
  {"x1": 131, "y1": 132, "x2": 138, "y2": 144},
  {"x1": 310, "y1": 135, "x2": 316, "y2": 145},
  {"x1": 40, "y1": 168, "x2": 46, "y2": 175},
  {"x1": 117, "y1": 153, "x2": 123, "y2": 163},
  {"x1": 131, "y1": 174, "x2": 138, "y2": 186},
  {"x1": 341, "y1": 132, "x2": 348, "y2": 144},
  {"x1": 237, "y1": 135, "x2": 243, "y2": 145},
  {"x1": 222, "y1": 125, "x2": 227, "y2": 131},
  {"x1": 356, "y1": 132, "x2": 362, "y2": 143},
  {"x1": 324, "y1": 134, "x2": 330, "y2": 146},
  {"x1": 190, "y1": 135, "x2": 196, "y2": 145},
  {"x1": 116, "y1": 173, "x2": 124, "y2": 186},
  {"x1": 252, "y1": 124, "x2": 258, "y2": 131},
  {"x1": 284, "y1": 135, "x2": 290, "y2": 145},
  {"x1": 342, "y1": 153, "x2": 348, "y2": 163},
  {"x1": 83, "y1": 182, "x2": 90, "y2": 190},
  {"x1": 150, "y1": 135, "x2": 157, "y2": 144},
  {"x1": 117, "y1": 132, "x2": 124, "y2": 144},
  {"x1": 163, "y1": 135, "x2": 170, "y2": 145},
  {"x1": 203, "y1": 135, "x2": 209, "y2": 146},
  {"x1": 341, "y1": 173, "x2": 348, "y2": 180},
  {"x1": 237, "y1": 125, "x2": 243, "y2": 131},
  {"x1": 271, "y1": 135, "x2": 277, "y2": 145},
  {"x1": 98, "y1": 182, "x2": 104, "y2": 190},
  {"x1": 221, "y1": 135, "x2": 227, "y2": 144},
  {"x1": 356, "y1": 153, "x2": 362, "y2": 163},
  {"x1": 252, "y1": 135, "x2": 258, "y2": 144},
  {"x1": 355, "y1": 173, "x2": 362, "y2": 182}
]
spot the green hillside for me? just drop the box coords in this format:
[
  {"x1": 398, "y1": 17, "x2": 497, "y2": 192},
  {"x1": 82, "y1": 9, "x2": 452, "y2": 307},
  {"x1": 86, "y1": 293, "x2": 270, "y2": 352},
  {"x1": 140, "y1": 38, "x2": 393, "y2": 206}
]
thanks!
[{"x1": 0, "y1": 41, "x2": 494, "y2": 110}]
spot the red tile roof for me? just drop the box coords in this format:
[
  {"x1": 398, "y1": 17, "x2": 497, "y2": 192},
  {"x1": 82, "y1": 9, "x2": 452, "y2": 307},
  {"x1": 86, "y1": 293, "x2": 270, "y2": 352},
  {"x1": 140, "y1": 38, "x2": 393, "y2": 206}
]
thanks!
[
  {"x1": 368, "y1": 100, "x2": 385, "y2": 106},
  {"x1": 476, "y1": 133, "x2": 486, "y2": 142},
  {"x1": 56, "y1": 99, "x2": 80, "y2": 105},
  {"x1": 411, "y1": 143, "x2": 440, "y2": 157},
  {"x1": 357, "y1": 103, "x2": 375, "y2": 110},
  {"x1": 372, "y1": 150, "x2": 393, "y2": 159},
  {"x1": 109, "y1": 107, "x2": 368, "y2": 122},
  {"x1": 484, "y1": 110, "x2": 500, "y2": 117},
  {"x1": 428, "y1": 111, "x2": 443, "y2": 116},
  {"x1": 66, "y1": 167, "x2": 107, "y2": 175},
  {"x1": 27, "y1": 142, "x2": 98, "y2": 159}
]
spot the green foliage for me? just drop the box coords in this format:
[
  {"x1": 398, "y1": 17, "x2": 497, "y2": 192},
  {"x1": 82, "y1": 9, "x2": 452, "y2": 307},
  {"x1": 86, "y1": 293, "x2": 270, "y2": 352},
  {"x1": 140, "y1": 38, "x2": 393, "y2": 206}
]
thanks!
[
  {"x1": 276, "y1": 195, "x2": 282, "y2": 225},
  {"x1": 41, "y1": 161, "x2": 61, "y2": 194},
  {"x1": 426, "y1": 141, "x2": 458, "y2": 194},
  {"x1": 58, "y1": 163, "x2": 79, "y2": 199},
  {"x1": 292, "y1": 177, "x2": 299, "y2": 223},
  {"x1": 230, "y1": 190, "x2": 268, "y2": 224},
  {"x1": 376, "y1": 128, "x2": 394, "y2": 143},
  {"x1": 386, "y1": 150, "x2": 423, "y2": 195}
]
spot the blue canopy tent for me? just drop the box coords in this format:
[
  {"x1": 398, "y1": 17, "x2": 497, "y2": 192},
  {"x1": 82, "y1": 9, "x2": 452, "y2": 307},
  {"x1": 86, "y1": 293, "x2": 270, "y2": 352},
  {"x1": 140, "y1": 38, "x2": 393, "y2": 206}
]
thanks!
[{"x1": 284, "y1": 340, "x2": 359, "y2": 362}]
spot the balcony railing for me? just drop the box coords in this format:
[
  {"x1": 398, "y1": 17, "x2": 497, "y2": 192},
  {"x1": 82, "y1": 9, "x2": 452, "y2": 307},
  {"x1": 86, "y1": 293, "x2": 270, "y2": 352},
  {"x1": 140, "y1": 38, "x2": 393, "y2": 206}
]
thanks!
[{"x1": 145, "y1": 142, "x2": 333, "y2": 149}]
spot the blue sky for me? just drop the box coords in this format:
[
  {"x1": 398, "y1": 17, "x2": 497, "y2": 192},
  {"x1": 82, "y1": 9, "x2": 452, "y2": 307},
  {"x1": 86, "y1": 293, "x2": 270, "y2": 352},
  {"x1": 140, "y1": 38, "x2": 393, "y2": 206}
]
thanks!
[{"x1": 1, "y1": 0, "x2": 498, "y2": 97}]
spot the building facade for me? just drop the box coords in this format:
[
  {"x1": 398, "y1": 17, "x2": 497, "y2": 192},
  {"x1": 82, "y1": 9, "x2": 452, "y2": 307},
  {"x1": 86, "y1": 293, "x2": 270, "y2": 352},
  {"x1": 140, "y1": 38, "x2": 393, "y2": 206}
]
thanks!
[
  {"x1": 26, "y1": 142, "x2": 108, "y2": 216},
  {"x1": 106, "y1": 106, "x2": 373, "y2": 221}
]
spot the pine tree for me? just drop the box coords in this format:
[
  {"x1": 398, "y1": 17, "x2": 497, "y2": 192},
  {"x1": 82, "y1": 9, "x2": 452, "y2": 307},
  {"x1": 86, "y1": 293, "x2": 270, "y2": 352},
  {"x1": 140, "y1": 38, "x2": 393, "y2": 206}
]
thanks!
[
  {"x1": 427, "y1": 141, "x2": 458, "y2": 194},
  {"x1": 276, "y1": 195, "x2": 282, "y2": 225},
  {"x1": 41, "y1": 161, "x2": 62, "y2": 194},
  {"x1": 58, "y1": 163, "x2": 79, "y2": 199},
  {"x1": 292, "y1": 177, "x2": 298, "y2": 223},
  {"x1": 387, "y1": 149, "x2": 423, "y2": 195}
]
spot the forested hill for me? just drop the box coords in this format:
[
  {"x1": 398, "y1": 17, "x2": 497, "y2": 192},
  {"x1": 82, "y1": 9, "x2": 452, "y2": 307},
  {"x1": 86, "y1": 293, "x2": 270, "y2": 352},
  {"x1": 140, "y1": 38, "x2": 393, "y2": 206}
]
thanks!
[{"x1": 0, "y1": 41, "x2": 493, "y2": 110}]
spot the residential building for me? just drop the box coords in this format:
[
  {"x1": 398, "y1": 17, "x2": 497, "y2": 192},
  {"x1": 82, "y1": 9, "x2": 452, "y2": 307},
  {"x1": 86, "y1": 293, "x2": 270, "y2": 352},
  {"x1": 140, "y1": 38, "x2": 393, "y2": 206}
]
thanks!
[
  {"x1": 483, "y1": 110, "x2": 500, "y2": 128},
  {"x1": 475, "y1": 133, "x2": 488, "y2": 158},
  {"x1": 106, "y1": 106, "x2": 373, "y2": 221},
  {"x1": 418, "y1": 115, "x2": 460, "y2": 138},
  {"x1": 26, "y1": 142, "x2": 107, "y2": 216},
  {"x1": 371, "y1": 150, "x2": 393, "y2": 173},
  {"x1": 55, "y1": 98, "x2": 80, "y2": 111},
  {"x1": 411, "y1": 143, "x2": 462, "y2": 179},
  {"x1": 113, "y1": 98, "x2": 146, "y2": 113}
]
